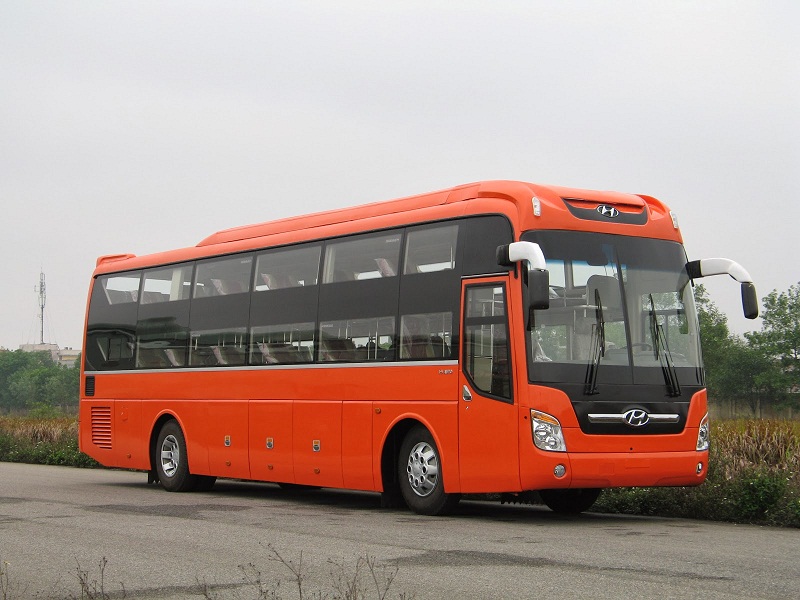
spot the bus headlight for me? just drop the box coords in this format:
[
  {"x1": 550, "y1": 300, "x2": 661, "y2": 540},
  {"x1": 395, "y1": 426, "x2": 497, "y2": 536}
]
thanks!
[
  {"x1": 696, "y1": 413, "x2": 710, "y2": 451},
  {"x1": 531, "y1": 410, "x2": 566, "y2": 452}
]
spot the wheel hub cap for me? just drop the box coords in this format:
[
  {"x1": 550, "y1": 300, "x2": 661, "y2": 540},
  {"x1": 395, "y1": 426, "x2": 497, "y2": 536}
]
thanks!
[
  {"x1": 160, "y1": 434, "x2": 180, "y2": 478},
  {"x1": 406, "y1": 441, "x2": 439, "y2": 497}
]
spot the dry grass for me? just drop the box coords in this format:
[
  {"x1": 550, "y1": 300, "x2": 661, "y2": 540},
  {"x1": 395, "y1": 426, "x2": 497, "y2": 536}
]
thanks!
[
  {"x1": 0, "y1": 416, "x2": 78, "y2": 444},
  {"x1": 596, "y1": 419, "x2": 800, "y2": 526},
  {"x1": 711, "y1": 419, "x2": 800, "y2": 476}
]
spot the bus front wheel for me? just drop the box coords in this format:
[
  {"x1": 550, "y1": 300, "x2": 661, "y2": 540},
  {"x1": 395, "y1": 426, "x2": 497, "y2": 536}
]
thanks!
[
  {"x1": 398, "y1": 425, "x2": 460, "y2": 515},
  {"x1": 539, "y1": 488, "x2": 602, "y2": 514},
  {"x1": 155, "y1": 420, "x2": 199, "y2": 493}
]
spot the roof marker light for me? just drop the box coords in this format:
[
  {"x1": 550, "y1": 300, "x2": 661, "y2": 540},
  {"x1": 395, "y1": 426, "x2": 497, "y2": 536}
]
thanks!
[{"x1": 532, "y1": 196, "x2": 542, "y2": 217}]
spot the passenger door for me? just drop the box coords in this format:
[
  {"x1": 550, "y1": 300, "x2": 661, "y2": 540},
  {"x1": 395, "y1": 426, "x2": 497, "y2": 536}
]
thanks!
[{"x1": 458, "y1": 278, "x2": 520, "y2": 492}]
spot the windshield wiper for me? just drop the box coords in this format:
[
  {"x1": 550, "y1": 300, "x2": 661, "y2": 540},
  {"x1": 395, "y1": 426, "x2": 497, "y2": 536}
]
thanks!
[
  {"x1": 648, "y1": 294, "x2": 682, "y2": 397},
  {"x1": 584, "y1": 288, "x2": 605, "y2": 395}
]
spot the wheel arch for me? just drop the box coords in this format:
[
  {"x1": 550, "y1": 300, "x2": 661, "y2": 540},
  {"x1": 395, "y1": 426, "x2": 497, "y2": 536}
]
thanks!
[
  {"x1": 380, "y1": 417, "x2": 418, "y2": 497},
  {"x1": 148, "y1": 412, "x2": 181, "y2": 474},
  {"x1": 379, "y1": 415, "x2": 455, "y2": 498}
]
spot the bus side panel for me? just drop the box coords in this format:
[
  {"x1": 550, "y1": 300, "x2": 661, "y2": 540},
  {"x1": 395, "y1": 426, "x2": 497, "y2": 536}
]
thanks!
[
  {"x1": 293, "y1": 400, "x2": 344, "y2": 488},
  {"x1": 249, "y1": 399, "x2": 294, "y2": 483},
  {"x1": 342, "y1": 401, "x2": 374, "y2": 491},
  {"x1": 114, "y1": 399, "x2": 148, "y2": 470},
  {"x1": 205, "y1": 400, "x2": 251, "y2": 480}
]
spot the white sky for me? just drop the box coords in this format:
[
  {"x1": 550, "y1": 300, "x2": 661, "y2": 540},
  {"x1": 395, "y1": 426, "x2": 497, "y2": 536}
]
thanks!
[{"x1": 1, "y1": 1, "x2": 798, "y2": 351}]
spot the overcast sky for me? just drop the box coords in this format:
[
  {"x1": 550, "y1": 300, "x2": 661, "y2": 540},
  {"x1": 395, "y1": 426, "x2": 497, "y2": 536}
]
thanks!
[{"x1": 1, "y1": 1, "x2": 797, "y2": 351}]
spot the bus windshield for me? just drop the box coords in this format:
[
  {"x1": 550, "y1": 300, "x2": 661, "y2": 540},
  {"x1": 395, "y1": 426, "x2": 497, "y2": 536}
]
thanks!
[{"x1": 523, "y1": 231, "x2": 703, "y2": 391}]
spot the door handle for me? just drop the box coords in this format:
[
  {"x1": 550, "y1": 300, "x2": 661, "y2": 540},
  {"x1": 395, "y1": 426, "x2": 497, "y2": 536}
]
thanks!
[{"x1": 462, "y1": 385, "x2": 473, "y2": 402}]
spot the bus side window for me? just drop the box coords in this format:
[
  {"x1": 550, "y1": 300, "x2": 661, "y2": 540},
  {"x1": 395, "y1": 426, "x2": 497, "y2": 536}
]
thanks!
[
  {"x1": 195, "y1": 256, "x2": 253, "y2": 298},
  {"x1": 319, "y1": 317, "x2": 396, "y2": 362},
  {"x1": 254, "y1": 245, "x2": 321, "y2": 291},
  {"x1": 85, "y1": 272, "x2": 141, "y2": 371},
  {"x1": 400, "y1": 312, "x2": 453, "y2": 360},
  {"x1": 464, "y1": 285, "x2": 512, "y2": 402},
  {"x1": 322, "y1": 232, "x2": 402, "y2": 283},
  {"x1": 403, "y1": 224, "x2": 458, "y2": 274},
  {"x1": 249, "y1": 323, "x2": 315, "y2": 365}
]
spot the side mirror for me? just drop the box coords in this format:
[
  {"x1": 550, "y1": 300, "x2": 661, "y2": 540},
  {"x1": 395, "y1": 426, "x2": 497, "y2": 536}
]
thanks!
[
  {"x1": 686, "y1": 258, "x2": 759, "y2": 320},
  {"x1": 741, "y1": 282, "x2": 759, "y2": 319},
  {"x1": 497, "y1": 242, "x2": 550, "y2": 316},
  {"x1": 529, "y1": 269, "x2": 550, "y2": 310}
]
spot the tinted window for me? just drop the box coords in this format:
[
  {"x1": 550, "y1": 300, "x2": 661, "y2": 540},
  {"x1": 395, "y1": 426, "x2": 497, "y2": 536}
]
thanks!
[
  {"x1": 195, "y1": 255, "x2": 252, "y2": 297},
  {"x1": 85, "y1": 272, "x2": 141, "y2": 371},
  {"x1": 191, "y1": 255, "x2": 253, "y2": 364},
  {"x1": 462, "y1": 216, "x2": 514, "y2": 275},
  {"x1": 404, "y1": 224, "x2": 458, "y2": 274},
  {"x1": 190, "y1": 328, "x2": 247, "y2": 367},
  {"x1": 323, "y1": 232, "x2": 402, "y2": 282},
  {"x1": 250, "y1": 244, "x2": 321, "y2": 358},
  {"x1": 251, "y1": 322, "x2": 315, "y2": 364},
  {"x1": 141, "y1": 265, "x2": 193, "y2": 303},
  {"x1": 254, "y1": 245, "x2": 321, "y2": 290},
  {"x1": 320, "y1": 316, "x2": 396, "y2": 362},
  {"x1": 464, "y1": 284, "x2": 512, "y2": 401},
  {"x1": 136, "y1": 265, "x2": 193, "y2": 368},
  {"x1": 400, "y1": 312, "x2": 453, "y2": 359}
]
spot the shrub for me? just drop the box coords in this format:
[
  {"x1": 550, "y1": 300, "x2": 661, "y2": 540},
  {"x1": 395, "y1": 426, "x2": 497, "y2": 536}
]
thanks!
[
  {"x1": 595, "y1": 420, "x2": 800, "y2": 527},
  {"x1": 0, "y1": 416, "x2": 98, "y2": 468}
]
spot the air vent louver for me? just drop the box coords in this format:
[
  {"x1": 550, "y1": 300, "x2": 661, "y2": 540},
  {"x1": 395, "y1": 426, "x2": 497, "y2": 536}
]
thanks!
[{"x1": 91, "y1": 406, "x2": 112, "y2": 449}]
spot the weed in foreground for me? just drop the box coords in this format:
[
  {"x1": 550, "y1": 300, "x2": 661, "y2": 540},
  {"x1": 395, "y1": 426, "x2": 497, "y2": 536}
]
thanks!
[
  {"x1": 72, "y1": 557, "x2": 125, "y2": 600},
  {"x1": 1, "y1": 559, "x2": 29, "y2": 600},
  {"x1": 199, "y1": 545, "x2": 412, "y2": 600}
]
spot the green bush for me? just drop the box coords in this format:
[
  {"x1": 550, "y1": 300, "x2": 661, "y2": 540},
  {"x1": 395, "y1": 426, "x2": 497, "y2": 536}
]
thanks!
[
  {"x1": 0, "y1": 416, "x2": 98, "y2": 468},
  {"x1": 594, "y1": 419, "x2": 800, "y2": 527}
]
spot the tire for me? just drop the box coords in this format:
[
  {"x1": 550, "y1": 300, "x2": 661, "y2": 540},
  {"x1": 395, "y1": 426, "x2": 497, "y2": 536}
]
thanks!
[
  {"x1": 539, "y1": 488, "x2": 602, "y2": 514},
  {"x1": 155, "y1": 420, "x2": 198, "y2": 492},
  {"x1": 398, "y1": 425, "x2": 460, "y2": 515}
]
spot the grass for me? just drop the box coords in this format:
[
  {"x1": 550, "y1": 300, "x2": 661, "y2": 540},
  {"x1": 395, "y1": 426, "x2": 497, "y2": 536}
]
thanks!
[
  {"x1": 594, "y1": 419, "x2": 800, "y2": 527},
  {"x1": 0, "y1": 416, "x2": 97, "y2": 468},
  {"x1": 1, "y1": 416, "x2": 798, "y2": 526}
]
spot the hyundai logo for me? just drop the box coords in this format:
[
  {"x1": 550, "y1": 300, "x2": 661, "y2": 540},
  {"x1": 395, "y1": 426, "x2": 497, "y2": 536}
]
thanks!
[
  {"x1": 623, "y1": 409, "x2": 650, "y2": 427},
  {"x1": 597, "y1": 205, "x2": 620, "y2": 218}
]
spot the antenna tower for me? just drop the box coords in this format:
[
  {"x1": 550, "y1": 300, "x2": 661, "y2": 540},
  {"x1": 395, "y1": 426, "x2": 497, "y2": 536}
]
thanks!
[{"x1": 35, "y1": 270, "x2": 46, "y2": 344}]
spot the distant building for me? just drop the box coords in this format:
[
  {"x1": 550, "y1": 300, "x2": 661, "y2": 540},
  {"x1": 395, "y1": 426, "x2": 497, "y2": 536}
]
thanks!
[{"x1": 18, "y1": 343, "x2": 81, "y2": 368}]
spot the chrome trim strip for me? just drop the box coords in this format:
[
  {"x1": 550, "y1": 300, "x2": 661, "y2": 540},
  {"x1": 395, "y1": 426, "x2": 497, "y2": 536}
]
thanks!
[
  {"x1": 84, "y1": 360, "x2": 459, "y2": 376},
  {"x1": 588, "y1": 413, "x2": 680, "y2": 424}
]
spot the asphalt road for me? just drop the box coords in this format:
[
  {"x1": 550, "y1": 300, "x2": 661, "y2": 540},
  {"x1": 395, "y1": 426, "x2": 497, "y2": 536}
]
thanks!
[{"x1": 1, "y1": 462, "x2": 797, "y2": 599}]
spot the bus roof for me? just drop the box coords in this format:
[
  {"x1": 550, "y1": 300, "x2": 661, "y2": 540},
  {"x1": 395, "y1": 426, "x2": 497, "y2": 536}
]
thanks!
[{"x1": 94, "y1": 180, "x2": 677, "y2": 273}]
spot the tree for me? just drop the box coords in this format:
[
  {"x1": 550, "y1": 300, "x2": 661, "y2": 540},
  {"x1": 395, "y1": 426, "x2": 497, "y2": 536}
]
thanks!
[
  {"x1": 746, "y1": 282, "x2": 800, "y2": 413},
  {"x1": 695, "y1": 284, "x2": 788, "y2": 417},
  {"x1": 694, "y1": 284, "x2": 731, "y2": 401},
  {"x1": 0, "y1": 350, "x2": 80, "y2": 414},
  {"x1": 719, "y1": 337, "x2": 785, "y2": 418}
]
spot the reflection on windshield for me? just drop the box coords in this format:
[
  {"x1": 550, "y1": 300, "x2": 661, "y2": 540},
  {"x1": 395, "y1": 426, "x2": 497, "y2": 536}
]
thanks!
[{"x1": 525, "y1": 231, "x2": 702, "y2": 389}]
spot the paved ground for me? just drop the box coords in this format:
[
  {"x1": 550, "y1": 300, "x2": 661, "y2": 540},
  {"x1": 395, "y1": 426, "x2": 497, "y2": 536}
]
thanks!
[{"x1": 1, "y1": 462, "x2": 798, "y2": 599}]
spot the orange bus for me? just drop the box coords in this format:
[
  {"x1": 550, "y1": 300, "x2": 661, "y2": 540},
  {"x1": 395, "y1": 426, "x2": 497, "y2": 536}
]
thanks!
[{"x1": 79, "y1": 180, "x2": 758, "y2": 515}]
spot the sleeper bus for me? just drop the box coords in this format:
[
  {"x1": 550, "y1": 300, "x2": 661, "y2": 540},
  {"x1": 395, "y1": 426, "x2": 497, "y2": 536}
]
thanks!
[{"x1": 79, "y1": 180, "x2": 758, "y2": 515}]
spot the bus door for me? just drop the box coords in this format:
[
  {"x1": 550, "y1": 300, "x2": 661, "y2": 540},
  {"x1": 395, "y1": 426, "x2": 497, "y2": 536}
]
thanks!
[{"x1": 458, "y1": 277, "x2": 520, "y2": 492}]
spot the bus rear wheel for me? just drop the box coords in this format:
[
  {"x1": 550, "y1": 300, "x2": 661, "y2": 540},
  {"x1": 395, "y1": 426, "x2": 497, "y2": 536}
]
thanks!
[
  {"x1": 539, "y1": 488, "x2": 602, "y2": 514},
  {"x1": 398, "y1": 425, "x2": 460, "y2": 515},
  {"x1": 156, "y1": 420, "x2": 199, "y2": 493}
]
